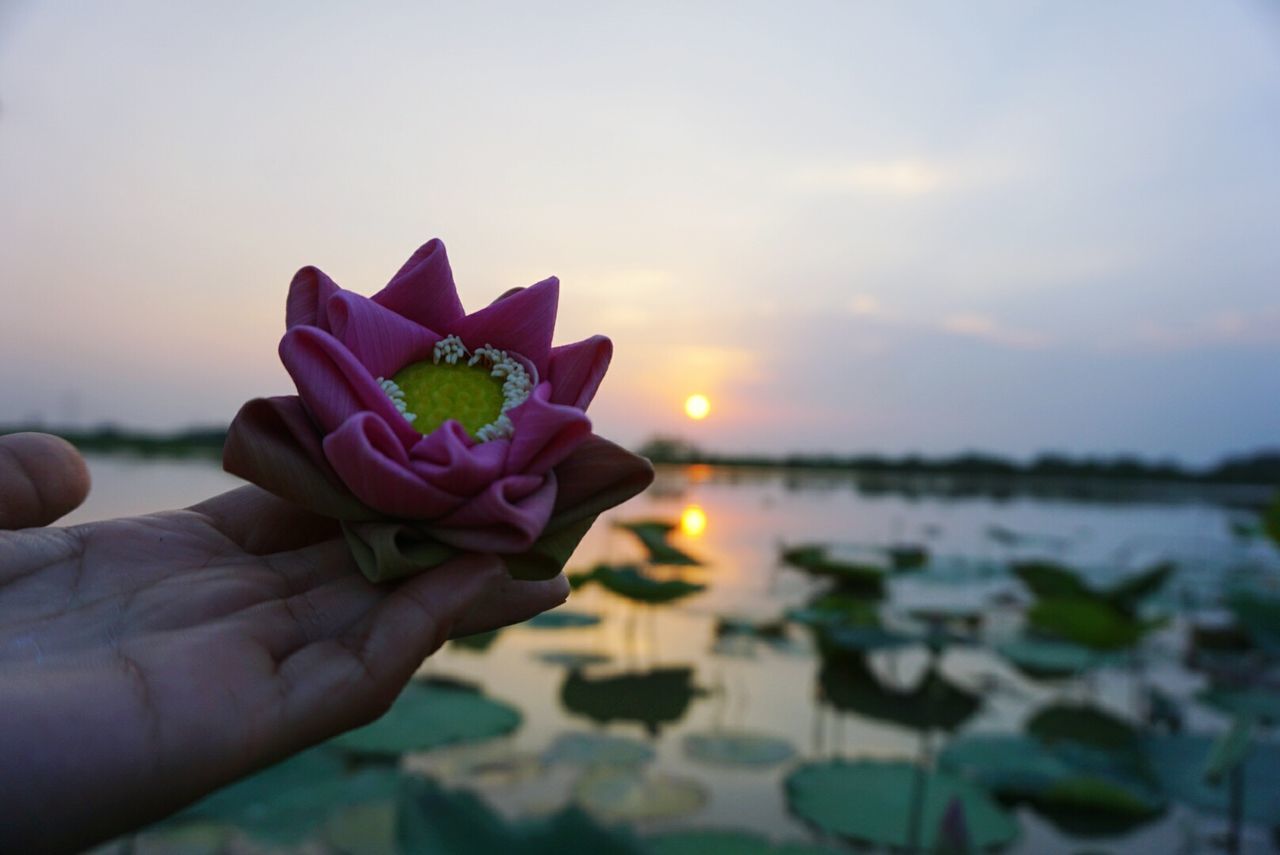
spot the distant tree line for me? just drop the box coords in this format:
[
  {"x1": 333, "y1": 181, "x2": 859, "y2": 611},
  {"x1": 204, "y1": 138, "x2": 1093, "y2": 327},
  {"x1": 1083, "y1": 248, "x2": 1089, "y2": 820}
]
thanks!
[
  {"x1": 2, "y1": 425, "x2": 1276, "y2": 487},
  {"x1": 636, "y1": 436, "x2": 1280, "y2": 487}
]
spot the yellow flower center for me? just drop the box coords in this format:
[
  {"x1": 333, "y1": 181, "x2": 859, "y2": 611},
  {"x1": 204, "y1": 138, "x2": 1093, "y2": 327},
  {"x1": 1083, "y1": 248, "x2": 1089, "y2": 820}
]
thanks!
[{"x1": 378, "y1": 336, "x2": 532, "y2": 442}]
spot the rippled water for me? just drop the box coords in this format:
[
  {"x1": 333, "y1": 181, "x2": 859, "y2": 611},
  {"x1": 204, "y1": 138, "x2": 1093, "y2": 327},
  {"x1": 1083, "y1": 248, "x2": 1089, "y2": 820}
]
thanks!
[{"x1": 72, "y1": 457, "x2": 1280, "y2": 854}]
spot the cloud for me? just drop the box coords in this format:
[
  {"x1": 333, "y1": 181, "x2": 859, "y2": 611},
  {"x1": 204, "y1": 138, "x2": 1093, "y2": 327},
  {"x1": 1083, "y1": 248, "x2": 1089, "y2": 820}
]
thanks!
[
  {"x1": 939, "y1": 312, "x2": 1051, "y2": 349},
  {"x1": 1130, "y1": 307, "x2": 1280, "y2": 350}
]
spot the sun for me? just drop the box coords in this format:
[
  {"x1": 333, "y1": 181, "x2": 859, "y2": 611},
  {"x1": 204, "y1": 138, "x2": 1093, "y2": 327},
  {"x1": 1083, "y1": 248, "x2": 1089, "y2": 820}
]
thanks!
[
  {"x1": 680, "y1": 504, "x2": 707, "y2": 537},
  {"x1": 684, "y1": 394, "x2": 711, "y2": 420}
]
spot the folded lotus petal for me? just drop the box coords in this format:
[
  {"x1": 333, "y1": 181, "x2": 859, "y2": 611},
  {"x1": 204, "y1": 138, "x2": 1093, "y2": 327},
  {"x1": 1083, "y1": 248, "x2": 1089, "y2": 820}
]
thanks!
[
  {"x1": 285, "y1": 266, "x2": 342, "y2": 331},
  {"x1": 546, "y1": 433, "x2": 655, "y2": 522},
  {"x1": 429, "y1": 472, "x2": 557, "y2": 552},
  {"x1": 279, "y1": 326, "x2": 421, "y2": 446},
  {"x1": 547, "y1": 335, "x2": 612, "y2": 410},
  {"x1": 505, "y1": 382, "x2": 592, "y2": 477},
  {"x1": 372, "y1": 238, "x2": 466, "y2": 332},
  {"x1": 223, "y1": 396, "x2": 380, "y2": 522},
  {"x1": 325, "y1": 290, "x2": 441, "y2": 380},
  {"x1": 409, "y1": 420, "x2": 510, "y2": 497},
  {"x1": 322, "y1": 412, "x2": 465, "y2": 519},
  {"x1": 451, "y1": 277, "x2": 559, "y2": 377}
]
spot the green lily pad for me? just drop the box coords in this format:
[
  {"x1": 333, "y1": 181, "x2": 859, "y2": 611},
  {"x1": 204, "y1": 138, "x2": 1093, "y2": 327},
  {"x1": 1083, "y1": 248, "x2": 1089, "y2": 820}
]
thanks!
[
  {"x1": 780, "y1": 544, "x2": 887, "y2": 596},
  {"x1": 1204, "y1": 717, "x2": 1254, "y2": 784},
  {"x1": 535, "y1": 650, "x2": 613, "y2": 669},
  {"x1": 682, "y1": 730, "x2": 796, "y2": 768},
  {"x1": 1142, "y1": 733, "x2": 1280, "y2": 825},
  {"x1": 996, "y1": 638, "x2": 1113, "y2": 679},
  {"x1": 1026, "y1": 597, "x2": 1150, "y2": 650},
  {"x1": 940, "y1": 734, "x2": 1165, "y2": 834},
  {"x1": 818, "y1": 655, "x2": 981, "y2": 732},
  {"x1": 1225, "y1": 588, "x2": 1280, "y2": 655},
  {"x1": 542, "y1": 731, "x2": 656, "y2": 768},
  {"x1": 526, "y1": 609, "x2": 603, "y2": 629},
  {"x1": 887, "y1": 544, "x2": 929, "y2": 571},
  {"x1": 411, "y1": 741, "x2": 544, "y2": 788},
  {"x1": 398, "y1": 775, "x2": 645, "y2": 855},
  {"x1": 561, "y1": 667, "x2": 703, "y2": 736},
  {"x1": 574, "y1": 768, "x2": 709, "y2": 821},
  {"x1": 582, "y1": 564, "x2": 706, "y2": 605},
  {"x1": 1013, "y1": 561, "x2": 1093, "y2": 600},
  {"x1": 169, "y1": 746, "x2": 400, "y2": 844},
  {"x1": 647, "y1": 829, "x2": 840, "y2": 855},
  {"x1": 323, "y1": 801, "x2": 397, "y2": 855},
  {"x1": 1027, "y1": 703, "x2": 1141, "y2": 752},
  {"x1": 785, "y1": 760, "x2": 1018, "y2": 850},
  {"x1": 614, "y1": 520, "x2": 703, "y2": 566},
  {"x1": 787, "y1": 591, "x2": 881, "y2": 628},
  {"x1": 1197, "y1": 686, "x2": 1280, "y2": 724},
  {"x1": 1014, "y1": 560, "x2": 1173, "y2": 617},
  {"x1": 1264, "y1": 493, "x2": 1280, "y2": 546},
  {"x1": 332, "y1": 679, "x2": 521, "y2": 756},
  {"x1": 451, "y1": 629, "x2": 502, "y2": 652}
]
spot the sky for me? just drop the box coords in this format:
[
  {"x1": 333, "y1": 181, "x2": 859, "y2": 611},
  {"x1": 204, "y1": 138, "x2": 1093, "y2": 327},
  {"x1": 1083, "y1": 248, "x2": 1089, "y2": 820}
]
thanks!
[{"x1": 1, "y1": 1, "x2": 1278, "y2": 464}]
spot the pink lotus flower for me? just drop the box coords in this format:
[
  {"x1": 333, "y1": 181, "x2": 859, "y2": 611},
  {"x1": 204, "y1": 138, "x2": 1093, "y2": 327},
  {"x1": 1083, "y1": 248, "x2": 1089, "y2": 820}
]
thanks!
[{"x1": 223, "y1": 239, "x2": 652, "y2": 582}]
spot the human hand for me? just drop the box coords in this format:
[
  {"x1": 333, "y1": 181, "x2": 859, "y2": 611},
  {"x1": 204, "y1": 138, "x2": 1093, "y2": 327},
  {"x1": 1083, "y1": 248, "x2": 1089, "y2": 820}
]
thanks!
[{"x1": 0, "y1": 432, "x2": 569, "y2": 853}]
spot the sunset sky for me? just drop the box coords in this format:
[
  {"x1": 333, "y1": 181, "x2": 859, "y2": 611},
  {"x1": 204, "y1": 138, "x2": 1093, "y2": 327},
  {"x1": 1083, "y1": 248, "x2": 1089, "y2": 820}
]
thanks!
[{"x1": 2, "y1": 2, "x2": 1278, "y2": 463}]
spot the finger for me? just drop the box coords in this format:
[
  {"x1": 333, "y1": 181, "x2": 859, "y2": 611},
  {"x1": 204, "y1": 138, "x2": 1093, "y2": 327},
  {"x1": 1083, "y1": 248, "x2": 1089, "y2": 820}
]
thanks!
[
  {"x1": 450, "y1": 572, "x2": 571, "y2": 638},
  {"x1": 273, "y1": 554, "x2": 503, "y2": 741},
  {"x1": 190, "y1": 486, "x2": 339, "y2": 554},
  {"x1": 0, "y1": 433, "x2": 91, "y2": 529}
]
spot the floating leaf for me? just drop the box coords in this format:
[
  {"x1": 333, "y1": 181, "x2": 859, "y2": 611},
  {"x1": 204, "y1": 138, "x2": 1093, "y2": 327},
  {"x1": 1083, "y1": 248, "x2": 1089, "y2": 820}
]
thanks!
[
  {"x1": 818, "y1": 655, "x2": 980, "y2": 732},
  {"x1": 996, "y1": 638, "x2": 1110, "y2": 679},
  {"x1": 1204, "y1": 716, "x2": 1254, "y2": 784},
  {"x1": 526, "y1": 609, "x2": 603, "y2": 629},
  {"x1": 682, "y1": 730, "x2": 796, "y2": 768},
  {"x1": 780, "y1": 544, "x2": 887, "y2": 596},
  {"x1": 333, "y1": 679, "x2": 521, "y2": 756},
  {"x1": 614, "y1": 519, "x2": 703, "y2": 566},
  {"x1": 560, "y1": 667, "x2": 703, "y2": 736},
  {"x1": 573, "y1": 768, "x2": 708, "y2": 821},
  {"x1": 887, "y1": 544, "x2": 929, "y2": 571},
  {"x1": 940, "y1": 734, "x2": 1165, "y2": 834},
  {"x1": 169, "y1": 747, "x2": 399, "y2": 844},
  {"x1": 1224, "y1": 588, "x2": 1280, "y2": 655},
  {"x1": 1027, "y1": 703, "x2": 1141, "y2": 752},
  {"x1": 1013, "y1": 561, "x2": 1092, "y2": 600},
  {"x1": 398, "y1": 776, "x2": 645, "y2": 855},
  {"x1": 1265, "y1": 493, "x2": 1280, "y2": 547},
  {"x1": 785, "y1": 760, "x2": 1018, "y2": 850},
  {"x1": 451, "y1": 629, "x2": 502, "y2": 652},
  {"x1": 787, "y1": 592, "x2": 881, "y2": 629},
  {"x1": 1014, "y1": 560, "x2": 1173, "y2": 617},
  {"x1": 1197, "y1": 686, "x2": 1280, "y2": 725},
  {"x1": 323, "y1": 801, "x2": 397, "y2": 855},
  {"x1": 542, "y1": 732, "x2": 655, "y2": 768},
  {"x1": 647, "y1": 829, "x2": 840, "y2": 855},
  {"x1": 1142, "y1": 734, "x2": 1280, "y2": 825},
  {"x1": 581, "y1": 563, "x2": 706, "y2": 605},
  {"x1": 1026, "y1": 597, "x2": 1149, "y2": 650},
  {"x1": 535, "y1": 650, "x2": 613, "y2": 669}
]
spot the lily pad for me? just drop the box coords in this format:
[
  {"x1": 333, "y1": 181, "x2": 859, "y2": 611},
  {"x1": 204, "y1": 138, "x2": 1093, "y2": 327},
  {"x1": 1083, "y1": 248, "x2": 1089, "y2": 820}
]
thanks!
[
  {"x1": 574, "y1": 768, "x2": 709, "y2": 821},
  {"x1": 785, "y1": 759, "x2": 1018, "y2": 850},
  {"x1": 996, "y1": 638, "x2": 1111, "y2": 679},
  {"x1": 1225, "y1": 588, "x2": 1280, "y2": 655},
  {"x1": 582, "y1": 563, "x2": 706, "y2": 605},
  {"x1": 323, "y1": 801, "x2": 397, "y2": 855},
  {"x1": 940, "y1": 734, "x2": 1165, "y2": 834},
  {"x1": 1026, "y1": 597, "x2": 1150, "y2": 650},
  {"x1": 614, "y1": 520, "x2": 703, "y2": 566},
  {"x1": 1027, "y1": 703, "x2": 1141, "y2": 752},
  {"x1": 1142, "y1": 733, "x2": 1280, "y2": 825},
  {"x1": 561, "y1": 667, "x2": 703, "y2": 736},
  {"x1": 780, "y1": 544, "x2": 887, "y2": 596},
  {"x1": 535, "y1": 650, "x2": 613, "y2": 669},
  {"x1": 169, "y1": 746, "x2": 399, "y2": 844},
  {"x1": 526, "y1": 609, "x2": 603, "y2": 629},
  {"x1": 542, "y1": 731, "x2": 656, "y2": 768},
  {"x1": 1197, "y1": 685, "x2": 1280, "y2": 725},
  {"x1": 682, "y1": 730, "x2": 796, "y2": 768},
  {"x1": 333, "y1": 679, "x2": 521, "y2": 756},
  {"x1": 818, "y1": 655, "x2": 981, "y2": 732},
  {"x1": 398, "y1": 775, "x2": 645, "y2": 855},
  {"x1": 647, "y1": 829, "x2": 840, "y2": 855},
  {"x1": 787, "y1": 592, "x2": 881, "y2": 629},
  {"x1": 451, "y1": 629, "x2": 502, "y2": 652}
]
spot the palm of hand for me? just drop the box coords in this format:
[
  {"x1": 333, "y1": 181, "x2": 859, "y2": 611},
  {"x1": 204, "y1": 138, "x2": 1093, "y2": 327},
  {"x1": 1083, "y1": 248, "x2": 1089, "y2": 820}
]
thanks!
[{"x1": 0, "y1": 478, "x2": 565, "y2": 852}]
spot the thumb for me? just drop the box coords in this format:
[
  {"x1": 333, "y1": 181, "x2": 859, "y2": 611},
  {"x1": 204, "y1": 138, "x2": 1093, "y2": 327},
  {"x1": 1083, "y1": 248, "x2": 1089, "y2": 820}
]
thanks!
[{"x1": 0, "y1": 433, "x2": 91, "y2": 529}]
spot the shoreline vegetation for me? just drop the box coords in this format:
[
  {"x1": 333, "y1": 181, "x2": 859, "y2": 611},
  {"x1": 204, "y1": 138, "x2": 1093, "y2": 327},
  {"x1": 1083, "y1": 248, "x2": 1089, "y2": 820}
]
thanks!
[{"x1": 2, "y1": 425, "x2": 1277, "y2": 500}]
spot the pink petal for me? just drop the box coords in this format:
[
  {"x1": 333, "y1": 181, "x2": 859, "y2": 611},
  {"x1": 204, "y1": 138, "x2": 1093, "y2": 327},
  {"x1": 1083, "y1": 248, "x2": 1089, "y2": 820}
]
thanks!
[
  {"x1": 451, "y1": 277, "x2": 559, "y2": 377},
  {"x1": 279, "y1": 326, "x2": 421, "y2": 446},
  {"x1": 505, "y1": 382, "x2": 592, "y2": 476},
  {"x1": 371, "y1": 239, "x2": 467, "y2": 332},
  {"x1": 428, "y1": 471, "x2": 557, "y2": 552},
  {"x1": 285, "y1": 266, "x2": 341, "y2": 331},
  {"x1": 547, "y1": 335, "x2": 612, "y2": 410},
  {"x1": 408, "y1": 421, "x2": 510, "y2": 497},
  {"x1": 322, "y1": 412, "x2": 465, "y2": 519},
  {"x1": 326, "y1": 291, "x2": 441, "y2": 379}
]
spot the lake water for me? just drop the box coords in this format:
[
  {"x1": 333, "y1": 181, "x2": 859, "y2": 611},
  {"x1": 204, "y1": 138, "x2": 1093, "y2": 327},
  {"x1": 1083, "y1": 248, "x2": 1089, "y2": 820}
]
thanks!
[{"x1": 73, "y1": 456, "x2": 1280, "y2": 854}]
